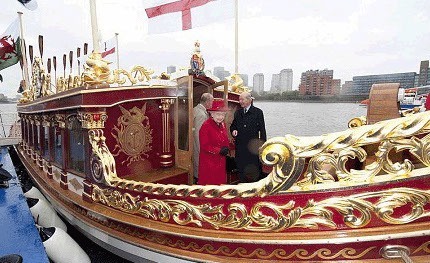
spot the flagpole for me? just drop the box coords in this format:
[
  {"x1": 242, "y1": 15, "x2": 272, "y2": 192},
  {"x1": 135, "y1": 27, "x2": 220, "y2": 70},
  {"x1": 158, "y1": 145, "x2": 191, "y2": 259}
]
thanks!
[
  {"x1": 115, "y1": 32, "x2": 119, "y2": 70},
  {"x1": 89, "y1": 0, "x2": 101, "y2": 53},
  {"x1": 17, "y1": 12, "x2": 30, "y2": 91},
  {"x1": 234, "y1": 0, "x2": 238, "y2": 74}
]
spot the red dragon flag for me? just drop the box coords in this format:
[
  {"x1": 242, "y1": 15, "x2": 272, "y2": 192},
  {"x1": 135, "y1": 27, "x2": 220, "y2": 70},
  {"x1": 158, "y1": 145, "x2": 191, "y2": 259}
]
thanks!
[
  {"x1": 17, "y1": 0, "x2": 38, "y2": 11},
  {"x1": 0, "y1": 19, "x2": 21, "y2": 72},
  {"x1": 101, "y1": 36, "x2": 116, "y2": 58},
  {"x1": 145, "y1": 0, "x2": 234, "y2": 34}
]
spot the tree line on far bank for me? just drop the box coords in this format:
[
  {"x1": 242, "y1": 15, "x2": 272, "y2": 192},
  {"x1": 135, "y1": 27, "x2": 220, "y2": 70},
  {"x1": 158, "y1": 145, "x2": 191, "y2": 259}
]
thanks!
[{"x1": 252, "y1": 90, "x2": 368, "y2": 103}]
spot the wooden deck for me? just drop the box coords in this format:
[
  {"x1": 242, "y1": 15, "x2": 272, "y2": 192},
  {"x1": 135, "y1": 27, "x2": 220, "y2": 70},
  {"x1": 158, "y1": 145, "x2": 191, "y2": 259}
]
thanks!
[{"x1": 123, "y1": 166, "x2": 189, "y2": 185}]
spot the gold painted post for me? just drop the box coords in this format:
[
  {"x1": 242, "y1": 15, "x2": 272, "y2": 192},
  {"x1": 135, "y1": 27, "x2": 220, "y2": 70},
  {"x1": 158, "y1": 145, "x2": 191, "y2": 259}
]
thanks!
[{"x1": 160, "y1": 99, "x2": 175, "y2": 167}]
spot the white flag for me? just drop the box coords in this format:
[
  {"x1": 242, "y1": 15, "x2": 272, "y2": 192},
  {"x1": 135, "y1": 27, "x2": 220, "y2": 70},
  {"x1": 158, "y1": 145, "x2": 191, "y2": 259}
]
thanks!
[
  {"x1": 145, "y1": 0, "x2": 234, "y2": 34},
  {"x1": 101, "y1": 36, "x2": 116, "y2": 58}
]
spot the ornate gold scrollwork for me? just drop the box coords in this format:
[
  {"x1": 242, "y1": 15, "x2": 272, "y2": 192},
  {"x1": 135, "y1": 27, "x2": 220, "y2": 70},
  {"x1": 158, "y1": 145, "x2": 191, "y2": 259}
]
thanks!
[
  {"x1": 267, "y1": 111, "x2": 430, "y2": 191},
  {"x1": 88, "y1": 129, "x2": 117, "y2": 185},
  {"x1": 107, "y1": 66, "x2": 154, "y2": 85},
  {"x1": 92, "y1": 185, "x2": 430, "y2": 231},
  {"x1": 88, "y1": 110, "x2": 430, "y2": 201}
]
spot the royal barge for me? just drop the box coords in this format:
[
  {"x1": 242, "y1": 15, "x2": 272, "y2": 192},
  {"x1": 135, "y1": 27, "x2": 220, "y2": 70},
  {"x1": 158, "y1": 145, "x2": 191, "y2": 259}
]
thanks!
[
  {"x1": 11, "y1": 0, "x2": 430, "y2": 261},
  {"x1": 13, "y1": 41, "x2": 430, "y2": 262}
]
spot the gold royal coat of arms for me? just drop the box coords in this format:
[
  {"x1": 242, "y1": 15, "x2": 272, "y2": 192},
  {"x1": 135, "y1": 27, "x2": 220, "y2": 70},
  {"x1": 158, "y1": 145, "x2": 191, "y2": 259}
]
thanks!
[{"x1": 111, "y1": 104, "x2": 153, "y2": 166}]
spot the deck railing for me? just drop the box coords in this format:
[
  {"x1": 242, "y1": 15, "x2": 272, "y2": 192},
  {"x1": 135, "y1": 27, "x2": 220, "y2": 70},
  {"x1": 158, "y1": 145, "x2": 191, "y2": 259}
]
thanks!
[{"x1": 0, "y1": 112, "x2": 21, "y2": 146}]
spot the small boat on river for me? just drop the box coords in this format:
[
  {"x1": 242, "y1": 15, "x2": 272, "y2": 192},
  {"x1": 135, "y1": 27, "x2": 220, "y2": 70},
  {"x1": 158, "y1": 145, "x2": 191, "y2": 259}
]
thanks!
[{"x1": 12, "y1": 2, "x2": 430, "y2": 263}]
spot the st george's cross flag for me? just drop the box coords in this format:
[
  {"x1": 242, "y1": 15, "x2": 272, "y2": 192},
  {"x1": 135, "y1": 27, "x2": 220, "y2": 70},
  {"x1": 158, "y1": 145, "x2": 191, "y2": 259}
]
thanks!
[
  {"x1": 0, "y1": 19, "x2": 21, "y2": 72},
  {"x1": 145, "y1": 0, "x2": 234, "y2": 34},
  {"x1": 101, "y1": 36, "x2": 116, "y2": 58},
  {"x1": 17, "y1": 0, "x2": 38, "y2": 11}
]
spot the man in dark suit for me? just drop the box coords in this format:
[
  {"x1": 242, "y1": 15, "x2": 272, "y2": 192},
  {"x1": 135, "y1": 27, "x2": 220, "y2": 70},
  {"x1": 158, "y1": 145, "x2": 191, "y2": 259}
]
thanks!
[{"x1": 230, "y1": 92, "x2": 266, "y2": 183}]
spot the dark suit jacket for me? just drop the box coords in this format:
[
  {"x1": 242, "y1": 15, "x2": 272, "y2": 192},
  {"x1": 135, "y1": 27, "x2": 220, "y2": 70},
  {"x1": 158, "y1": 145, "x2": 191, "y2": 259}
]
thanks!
[{"x1": 230, "y1": 105, "x2": 266, "y2": 180}]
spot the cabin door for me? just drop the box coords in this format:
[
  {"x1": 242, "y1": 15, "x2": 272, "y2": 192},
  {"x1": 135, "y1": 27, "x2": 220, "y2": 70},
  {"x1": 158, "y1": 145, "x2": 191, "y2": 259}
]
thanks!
[
  {"x1": 175, "y1": 77, "x2": 229, "y2": 184},
  {"x1": 175, "y1": 76, "x2": 194, "y2": 183}
]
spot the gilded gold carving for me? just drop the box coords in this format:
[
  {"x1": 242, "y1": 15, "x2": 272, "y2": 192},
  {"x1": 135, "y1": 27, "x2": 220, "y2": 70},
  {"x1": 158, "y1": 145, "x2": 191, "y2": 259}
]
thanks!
[
  {"x1": 83, "y1": 52, "x2": 111, "y2": 85},
  {"x1": 225, "y1": 73, "x2": 250, "y2": 93},
  {"x1": 92, "y1": 184, "x2": 430, "y2": 231},
  {"x1": 76, "y1": 199, "x2": 430, "y2": 261},
  {"x1": 88, "y1": 129, "x2": 117, "y2": 185},
  {"x1": 107, "y1": 66, "x2": 154, "y2": 85},
  {"x1": 77, "y1": 111, "x2": 108, "y2": 129},
  {"x1": 160, "y1": 99, "x2": 175, "y2": 111},
  {"x1": 262, "y1": 111, "x2": 430, "y2": 192},
  {"x1": 56, "y1": 77, "x2": 66, "y2": 92},
  {"x1": 54, "y1": 114, "x2": 66, "y2": 128},
  {"x1": 348, "y1": 116, "x2": 367, "y2": 128},
  {"x1": 28, "y1": 57, "x2": 52, "y2": 100},
  {"x1": 88, "y1": 111, "x2": 430, "y2": 200},
  {"x1": 34, "y1": 115, "x2": 42, "y2": 126},
  {"x1": 42, "y1": 115, "x2": 51, "y2": 127},
  {"x1": 111, "y1": 104, "x2": 152, "y2": 166}
]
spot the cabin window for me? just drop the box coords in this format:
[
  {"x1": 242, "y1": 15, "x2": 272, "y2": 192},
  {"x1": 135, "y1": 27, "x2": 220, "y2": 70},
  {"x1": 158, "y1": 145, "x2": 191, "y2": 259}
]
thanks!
[
  {"x1": 54, "y1": 126, "x2": 62, "y2": 165},
  {"x1": 27, "y1": 121, "x2": 31, "y2": 146},
  {"x1": 67, "y1": 117, "x2": 85, "y2": 174},
  {"x1": 35, "y1": 125, "x2": 40, "y2": 151},
  {"x1": 39, "y1": 126, "x2": 45, "y2": 156},
  {"x1": 178, "y1": 97, "x2": 189, "y2": 151},
  {"x1": 43, "y1": 126, "x2": 50, "y2": 158}
]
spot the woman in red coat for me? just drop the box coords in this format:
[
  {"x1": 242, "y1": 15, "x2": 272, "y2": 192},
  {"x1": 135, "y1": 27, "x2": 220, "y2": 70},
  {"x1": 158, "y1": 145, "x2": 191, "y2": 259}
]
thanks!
[{"x1": 198, "y1": 99, "x2": 230, "y2": 185}]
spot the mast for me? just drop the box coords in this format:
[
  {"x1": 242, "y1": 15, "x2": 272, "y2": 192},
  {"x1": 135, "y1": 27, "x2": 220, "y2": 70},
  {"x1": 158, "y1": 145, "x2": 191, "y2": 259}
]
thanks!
[
  {"x1": 234, "y1": 0, "x2": 238, "y2": 74},
  {"x1": 17, "y1": 12, "x2": 30, "y2": 91},
  {"x1": 89, "y1": 0, "x2": 101, "y2": 54},
  {"x1": 115, "y1": 32, "x2": 120, "y2": 70}
]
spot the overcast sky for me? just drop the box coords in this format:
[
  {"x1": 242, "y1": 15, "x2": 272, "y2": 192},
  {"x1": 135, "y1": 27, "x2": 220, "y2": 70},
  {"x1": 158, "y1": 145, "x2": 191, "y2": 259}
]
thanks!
[{"x1": 1, "y1": 0, "x2": 430, "y2": 98}]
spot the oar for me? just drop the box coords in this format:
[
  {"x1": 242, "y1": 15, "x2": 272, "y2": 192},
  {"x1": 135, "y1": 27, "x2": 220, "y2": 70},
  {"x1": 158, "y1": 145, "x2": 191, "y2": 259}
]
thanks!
[
  {"x1": 76, "y1": 47, "x2": 81, "y2": 75},
  {"x1": 62, "y1": 54, "x2": 66, "y2": 78},
  {"x1": 53, "y1": 56, "x2": 57, "y2": 83},
  {"x1": 69, "y1": 51, "x2": 73, "y2": 75},
  {"x1": 28, "y1": 45, "x2": 33, "y2": 65},
  {"x1": 83, "y1": 43, "x2": 88, "y2": 55},
  {"x1": 38, "y1": 35, "x2": 43, "y2": 60},
  {"x1": 47, "y1": 58, "x2": 51, "y2": 74}
]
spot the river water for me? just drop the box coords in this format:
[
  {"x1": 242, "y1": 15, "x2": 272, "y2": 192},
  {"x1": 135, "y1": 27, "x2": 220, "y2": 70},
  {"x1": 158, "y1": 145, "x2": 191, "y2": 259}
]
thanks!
[
  {"x1": 255, "y1": 101, "x2": 366, "y2": 138},
  {"x1": 1, "y1": 101, "x2": 367, "y2": 138},
  {"x1": 2, "y1": 101, "x2": 366, "y2": 262}
]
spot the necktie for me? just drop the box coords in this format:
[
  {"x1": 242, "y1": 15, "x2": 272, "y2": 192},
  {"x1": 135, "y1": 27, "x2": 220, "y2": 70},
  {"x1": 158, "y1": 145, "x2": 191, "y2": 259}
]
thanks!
[{"x1": 244, "y1": 108, "x2": 247, "y2": 114}]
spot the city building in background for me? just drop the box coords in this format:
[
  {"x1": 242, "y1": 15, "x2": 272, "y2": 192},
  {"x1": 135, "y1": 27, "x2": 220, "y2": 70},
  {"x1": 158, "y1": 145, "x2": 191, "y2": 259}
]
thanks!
[
  {"x1": 417, "y1": 60, "x2": 429, "y2": 87},
  {"x1": 213, "y1": 66, "x2": 230, "y2": 80},
  {"x1": 269, "y1": 69, "x2": 293, "y2": 93},
  {"x1": 239, "y1": 74, "x2": 248, "y2": 86},
  {"x1": 166, "y1": 65, "x2": 176, "y2": 74},
  {"x1": 270, "y1": 73, "x2": 280, "y2": 93},
  {"x1": 349, "y1": 72, "x2": 416, "y2": 95},
  {"x1": 279, "y1": 69, "x2": 293, "y2": 92},
  {"x1": 253, "y1": 73, "x2": 264, "y2": 94},
  {"x1": 298, "y1": 69, "x2": 340, "y2": 95},
  {"x1": 340, "y1": 81, "x2": 353, "y2": 95}
]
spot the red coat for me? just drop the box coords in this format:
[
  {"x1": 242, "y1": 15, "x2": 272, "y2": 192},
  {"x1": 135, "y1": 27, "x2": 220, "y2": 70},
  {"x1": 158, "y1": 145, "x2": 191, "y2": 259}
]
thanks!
[{"x1": 198, "y1": 118, "x2": 229, "y2": 185}]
